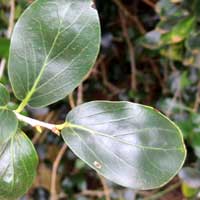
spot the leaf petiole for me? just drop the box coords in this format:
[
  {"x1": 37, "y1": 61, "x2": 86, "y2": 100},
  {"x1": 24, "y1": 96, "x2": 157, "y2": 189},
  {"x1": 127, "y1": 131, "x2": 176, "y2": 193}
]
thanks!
[{"x1": 14, "y1": 111, "x2": 70, "y2": 136}]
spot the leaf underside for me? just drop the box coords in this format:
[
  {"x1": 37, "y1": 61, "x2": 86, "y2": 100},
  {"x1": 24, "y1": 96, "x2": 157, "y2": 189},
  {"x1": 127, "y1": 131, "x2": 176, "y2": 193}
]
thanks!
[
  {"x1": 0, "y1": 131, "x2": 38, "y2": 200},
  {"x1": 8, "y1": 0, "x2": 100, "y2": 107},
  {"x1": 61, "y1": 101, "x2": 186, "y2": 190}
]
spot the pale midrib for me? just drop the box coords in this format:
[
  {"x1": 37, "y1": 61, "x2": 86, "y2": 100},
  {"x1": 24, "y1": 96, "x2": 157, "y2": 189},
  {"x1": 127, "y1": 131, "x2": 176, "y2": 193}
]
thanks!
[
  {"x1": 16, "y1": 3, "x2": 86, "y2": 112},
  {"x1": 16, "y1": 23, "x2": 62, "y2": 112},
  {"x1": 67, "y1": 123, "x2": 183, "y2": 151}
]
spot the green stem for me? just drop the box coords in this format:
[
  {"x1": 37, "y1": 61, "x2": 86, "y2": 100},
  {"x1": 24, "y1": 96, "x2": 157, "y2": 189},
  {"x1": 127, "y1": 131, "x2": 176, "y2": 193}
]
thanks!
[{"x1": 16, "y1": 92, "x2": 33, "y2": 113}]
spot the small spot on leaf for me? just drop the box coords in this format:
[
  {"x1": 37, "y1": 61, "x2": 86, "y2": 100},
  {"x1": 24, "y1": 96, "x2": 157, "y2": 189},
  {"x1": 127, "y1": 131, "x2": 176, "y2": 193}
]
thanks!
[{"x1": 93, "y1": 161, "x2": 102, "y2": 169}]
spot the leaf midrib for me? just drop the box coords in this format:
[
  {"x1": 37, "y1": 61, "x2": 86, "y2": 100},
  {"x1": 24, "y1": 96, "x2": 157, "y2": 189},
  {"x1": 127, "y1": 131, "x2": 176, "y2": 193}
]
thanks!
[
  {"x1": 16, "y1": 3, "x2": 72, "y2": 112},
  {"x1": 67, "y1": 123, "x2": 183, "y2": 151},
  {"x1": 17, "y1": 24, "x2": 62, "y2": 111}
]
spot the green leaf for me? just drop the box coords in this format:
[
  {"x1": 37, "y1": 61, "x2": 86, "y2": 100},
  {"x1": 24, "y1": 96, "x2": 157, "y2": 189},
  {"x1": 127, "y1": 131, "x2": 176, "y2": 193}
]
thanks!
[
  {"x1": 185, "y1": 32, "x2": 200, "y2": 54},
  {"x1": 0, "y1": 84, "x2": 10, "y2": 107},
  {"x1": 181, "y1": 182, "x2": 198, "y2": 198},
  {"x1": 183, "y1": 50, "x2": 200, "y2": 67},
  {"x1": 0, "y1": 109, "x2": 18, "y2": 145},
  {"x1": 193, "y1": 0, "x2": 200, "y2": 20},
  {"x1": 0, "y1": 38, "x2": 10, "y2": 59},
  {"x1": 61, "y1": 101, "x2": 186, "y2": 190},
  {"x1": 0, "y1": 131, "x2": 38, "y2": 200},
  {"x1": 161, "y1": 17, "x2": 195, "y2": 45},
  {"x1": 8, "y1": 0, "x2": 100, "y2": 108},
  {"x1": 160, "y1": 43, "x2": 184, "y2": 61},
  {"x1": 139, "y1": 30, "x2": 161, "y2": 49},
  {"x1": 156, "y1": 0, "x2": 184, "y2": 19}
]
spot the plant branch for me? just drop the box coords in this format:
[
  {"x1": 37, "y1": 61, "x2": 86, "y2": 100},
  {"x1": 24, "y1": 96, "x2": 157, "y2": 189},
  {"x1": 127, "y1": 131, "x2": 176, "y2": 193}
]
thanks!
[
  {"x1": 120, "y1": 11, "x2": 137, "y2": 91},
  {"x1": 50, "y1": 144, "x2": 68, "y2": 200},
  {"x1": 7, "y1": 0, "x2": 15, "y2": 38},
  {"x1": 193, "y1": 81, "x2": 200, "y2": 112},
  {"x1": 77, "y1": 190, "x2": 112, "y2": 198},
  {"x1": 98, "y1": 174, "x2": 111, "y2": 200},
  {"x1": 142, "y1": 0, "x2": 155, "y2": 9},
  {"x1": 50, "y1": 94, "x2": 76, "y2": 200},
  {"x1": 100, "y1": 57, "x2": 121, "y2": 94},
  {"x1": 143, "y1": 182, "x2": 181, "y2": 200},
  {"x1": 77, "y1": 84, "x2": 84, "y2": 105},
  {"x1": 69, "y1": 93, "x2": 76, "y2": 108},
  {"x1": 14, "y1": 112, "x2": 61, "y2": 135},
  {"x1": 112, "y1": 0, "x2": 146, "y2": 34},
  {"x1": 0, "y1": 0, "x2": 15, "y2": 80},
  {"x1": 0, "y1": 59, "x2": 6, "y2": 80}
]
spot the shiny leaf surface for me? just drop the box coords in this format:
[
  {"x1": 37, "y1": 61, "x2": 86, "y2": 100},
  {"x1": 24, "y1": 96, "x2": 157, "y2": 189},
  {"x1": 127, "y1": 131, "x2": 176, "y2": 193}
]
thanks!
[
  {"x1": 0, "y1": 109, "x2": 18, "y2": 145},
  {"x1": 8, "y1": 0, "x2": 100, "y2": 107},
  {"x1": 0, "y1": 131, "x2": 38, "y2": 200},
  {"x1": 62, "y1": 101, "x2": 186, "y2": 190}
]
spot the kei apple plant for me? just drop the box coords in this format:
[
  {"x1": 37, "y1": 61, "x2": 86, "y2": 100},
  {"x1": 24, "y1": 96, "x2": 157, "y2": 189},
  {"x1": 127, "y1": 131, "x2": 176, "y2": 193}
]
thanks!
[{"x1": 0, "y1": 0, "x2": 186, "y2": 199}]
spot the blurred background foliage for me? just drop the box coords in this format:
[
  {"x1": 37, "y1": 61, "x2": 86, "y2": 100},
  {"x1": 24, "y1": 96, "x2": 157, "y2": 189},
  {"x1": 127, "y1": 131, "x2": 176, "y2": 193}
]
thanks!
[{"x1": 1, "y1": 0, "x2": 200, "y2": 199}]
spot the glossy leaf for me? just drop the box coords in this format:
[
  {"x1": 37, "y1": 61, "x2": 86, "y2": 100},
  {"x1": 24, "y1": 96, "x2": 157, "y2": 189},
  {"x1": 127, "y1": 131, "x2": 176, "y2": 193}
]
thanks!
[
  {"x1": 0, "y1": 131, "x2": 38, "y2": 200},
  {"x1": 62, "y1": 101, "x2": 186, "y2": 190},
  {"x1": 8, "y1": 0, "x2": 100, "y2": 107},
  {"x1": 0, "y1": 84, "x2": 10, "y2": 107},
  {"x1": 0, "y1": 109, "x2": 18, "y2": 145}
]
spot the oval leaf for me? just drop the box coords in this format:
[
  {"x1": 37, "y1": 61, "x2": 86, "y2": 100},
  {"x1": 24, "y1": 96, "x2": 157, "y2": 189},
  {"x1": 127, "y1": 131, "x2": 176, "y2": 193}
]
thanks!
[
  {"x1": 0, "y1": 109, "x2": 18, "y2": 145},
  {"x1": 0, "y1": 131, "x2": 38, "y2": 200},
  {"x1": 61, "y1": 101, "x2": 186, "y2": 190},
  {"x1": 8, "y1": 0, "x2": 100, "y2": 107},
  {"x1": 0, "y1": 84, "x2": 10, "y2": 107},
  {"x1": 161, "y1": 17, "x2": 195, "y2": 45}
]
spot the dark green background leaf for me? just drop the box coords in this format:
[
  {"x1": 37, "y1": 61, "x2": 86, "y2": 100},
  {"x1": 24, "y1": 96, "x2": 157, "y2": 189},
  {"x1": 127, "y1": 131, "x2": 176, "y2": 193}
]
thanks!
[
  {"x1": 8, "y1": 0, "x2": 100, "y2": 107},
  {"x1": 0, "y1": 38, "x2": 10, "y2": 59},
  {"x1": 0, "y1": 131, "x2": 38, "y2": 200},
  {"x1": 62, "y1": 101, "x2": 186, "y2": 190}
]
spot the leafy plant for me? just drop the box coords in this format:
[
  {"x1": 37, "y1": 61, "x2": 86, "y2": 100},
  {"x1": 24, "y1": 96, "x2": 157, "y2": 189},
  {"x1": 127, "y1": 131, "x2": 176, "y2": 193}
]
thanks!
[
  {"x1": 140, "y1": 0, "x2": 200, "y2": 67},
  {"x1": 0, "y1": 0, "x2": 186, "y2": 199}
]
